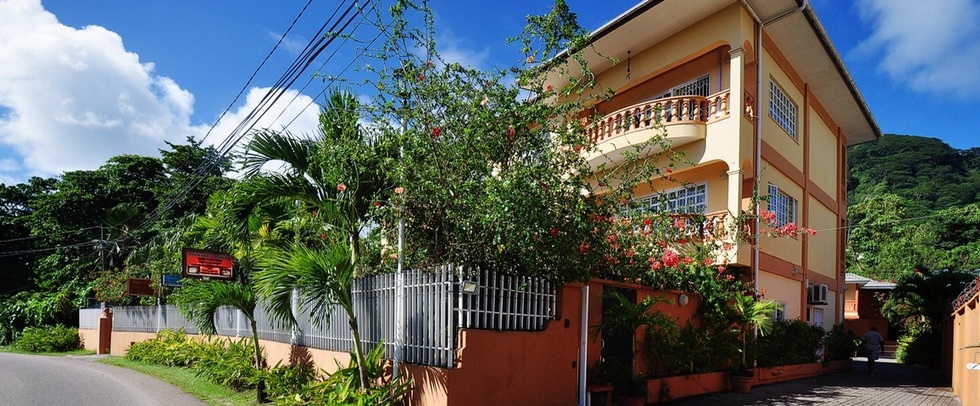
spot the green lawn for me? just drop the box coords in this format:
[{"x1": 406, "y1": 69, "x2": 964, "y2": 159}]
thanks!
[
  {"x1": 99, "y1": 356, "x2": 257, "y2": 406},
  {"x1": 0, "y1": 346, "x2": 96, "y2": 356}
]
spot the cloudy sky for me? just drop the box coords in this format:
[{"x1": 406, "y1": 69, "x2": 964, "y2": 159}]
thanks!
[{"x1": 0, "y1": 0, "x2": 977, "y2": 185}]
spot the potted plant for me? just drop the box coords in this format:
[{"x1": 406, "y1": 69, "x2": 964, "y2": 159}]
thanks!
[
  {"x1": 727, "y1": 292, "x2": 778, "y2": 393},
  {"x1": 591, "y1": 290, "x2": 674, "y2": 403}
]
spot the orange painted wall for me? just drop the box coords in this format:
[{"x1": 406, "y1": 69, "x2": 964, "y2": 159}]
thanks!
[{"x1": 949, "y1": 293, "x2": 980, "y2": 406}]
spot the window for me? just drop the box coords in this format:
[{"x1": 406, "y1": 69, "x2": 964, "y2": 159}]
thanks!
[
  {"x1": 773, "y1": 301, "x2": 787, "y2": 322},
  {"x1": 671, "y1": 75, "x2": 710, "y2": 97},
  {"x1": 812, "y1": 308, "x2": 824, "y2": 327},
  {"x1": 769, "y1": 79, "x2": 797, "y2": 139},
  {"x1": 767, "y1": 183, "x2": 797, "y2": 226},
  {"x1": 633, "y1": 183, "x2": 707, "y2": 214}
]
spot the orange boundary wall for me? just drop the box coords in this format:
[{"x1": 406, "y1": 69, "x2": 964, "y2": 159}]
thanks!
[{"x1": 949, "y1": 292, "x2": 980, "y2": 406}]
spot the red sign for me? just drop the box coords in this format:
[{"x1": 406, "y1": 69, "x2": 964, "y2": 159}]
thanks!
[
  {"x1": 127, "y1": 278, "x2": 157, "y2": 297},
  {"x1": 182, "y1": 248, "x2": 235, "y2": 280}
]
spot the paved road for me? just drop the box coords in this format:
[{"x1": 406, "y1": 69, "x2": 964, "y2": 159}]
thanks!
[
  {"x1": 0, "y1": 352, "x2": 207, "y2": 406},
  {"x1": 667, "y1": 357, "x2": 960, "y2": 406}
]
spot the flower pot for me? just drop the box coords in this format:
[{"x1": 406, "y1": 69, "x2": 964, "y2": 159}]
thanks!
[{"x1": 729, "y1": 375, "x2": 753, "y2": 393}]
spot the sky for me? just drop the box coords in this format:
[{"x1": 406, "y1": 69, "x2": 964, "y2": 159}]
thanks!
[{"x1": 0, "y1": 0, "x2": 978, "y2": 186}]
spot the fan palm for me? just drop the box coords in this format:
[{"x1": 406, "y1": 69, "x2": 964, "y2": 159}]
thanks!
[{"x1": 730, "y1": 292, "x2": 779, "y2": 367}]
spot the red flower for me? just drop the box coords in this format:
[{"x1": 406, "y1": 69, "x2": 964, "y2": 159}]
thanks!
[
  {"x1": 417, "y1": 74, "x2": 425, "y2": 81},
  {"x1": 650, "y1": 260, "x2": 663, "y2": 271},
  {"x1": 320, "y1": 234, "x2": 327, "y2": 240},
  {"x1": 337, "y1": 183, "x2": 347, "y2": 192},
  {"x1": 578, "y1": 243, "x2": 591, "y2": 253},
  {"x1": 666, "y1": 168, "x2": 673, "y2": 174},
  {"x1": 545, "y1": 84, "x2": 553, "y2": 92},
  {"x1": 643, "y1": 218, "x2": 652, "y2": 226},
  {"x1": 702, "y1": 257, "x2": 714, "y2": 266},
  {"x1": 717, "y1": 265, "x2": 726, "y2": 273},
  {"x1": 550, "y1": 228, "x2": 559, "y2": 237},
  {"x1": 373, "y1": 201, "x2": 381, "y2": 207},
  {"x1": 311, "y1": 211, "x2": 318, "y2": 217},
  {"x1": 540, "y1": 182, "x2": 548, "y2": 189},
  {"x1": 427, "y1": 60, "x2": 435, "y2": 68},
  {"x1": 432, "y1": 127, "x2": 441, "y2": 138},
  {"x1": 507, "y1": 127, "x2": 516, "y2": 142},
  {"x1": 662, "y1": 250, "x2": 679, "y2": 267}
]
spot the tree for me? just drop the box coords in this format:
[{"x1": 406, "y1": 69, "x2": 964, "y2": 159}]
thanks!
[{"x1": 730, "y1": 292, "x2": 778, "y2": 368}]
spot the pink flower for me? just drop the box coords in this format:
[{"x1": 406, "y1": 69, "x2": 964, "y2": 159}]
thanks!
[
  {"x1": 417, "y1": 74, "x2": 425, "y2": 81},
  {"x1": 717, "y1": 265, "x2": 726, "y2": 273},
  {"x1": 662, "y1": 250, "x2": 679, "y2": 267},
  {"x1": 702, "y1": 257, "x2": 714, "y2": 266},
  {"x1": 373, "y1": 201, "x2": 381, "y2": 207},
  {"x1": 643, "y1": 218, "x2": 652, "y2": 226},
  {"x1": 545, "y1": 84, "x2": 553, "y2": 92},
  {"x1": 395, "y1": 186, "x2": 405, "y2": 194},
  {"x1": 650, "y1": 260, "x2": 663, "y2": 271},
  {"x1": 525, "y1": 55, "x2": 535, "y2": 63},
  {"x1": 337, "y1": 183, "x2": 347, "y2": 192}
]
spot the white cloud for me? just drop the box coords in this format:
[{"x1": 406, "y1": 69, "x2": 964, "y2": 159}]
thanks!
[
  {"x1": 854, "y1": 0, "x2": 980, "y2": 98},
  {"x1": 0, "y1": 0, "x2": 321, "y2": 184},
  {"x1": 437, "y1": 28, "x2": 491, "y2": 70},
  {"x1": 0, "y1": 0, "x2": 203, "y2": 182},
  {"x1": 207, "y1": 86, "x2": 321, "y2": 176}
]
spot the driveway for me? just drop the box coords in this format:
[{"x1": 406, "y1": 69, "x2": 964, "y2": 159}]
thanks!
[
  {"x1": 666, "y1": 357, "x2": 959, "y2": 406},
  {"x1": 0, "y1": 352, "x2": 207, "y2": 406}
]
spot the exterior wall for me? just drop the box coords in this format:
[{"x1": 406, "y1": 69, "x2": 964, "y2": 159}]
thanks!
[
  {"x1": 807, "y1": 105, "x2": 839, "y2": 195},
  {"x1": 759, "y1": 272, "x2": 802, "y2": 322},
  {"x1": 633, "y1": 161, "x2": 730, "y2": 213},
  {"x1": 79, "y1": 328, "x2": 99, "y2": 352},
  {"x1": 950, "y1": 294, "x2": 980, "y2": 406},
  {"x1": 806, "y1": 199, "x2": 837, "y2": 280}
]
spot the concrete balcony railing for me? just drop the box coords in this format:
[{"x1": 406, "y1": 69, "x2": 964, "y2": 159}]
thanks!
[{"x1": 583, "y1": 90, "x2": 730, "y2": 166}]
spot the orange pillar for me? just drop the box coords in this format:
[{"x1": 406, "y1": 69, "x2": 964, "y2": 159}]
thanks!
[{"x1": 97, "y1": 308, "x2": 112, "y2": 355}]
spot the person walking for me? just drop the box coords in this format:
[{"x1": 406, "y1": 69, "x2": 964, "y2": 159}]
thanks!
[{"x1": 863, "y1": 326, "x2": 885, "y2": 375}]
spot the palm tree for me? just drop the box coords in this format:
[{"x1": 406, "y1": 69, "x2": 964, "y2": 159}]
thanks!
[
  {"x1": 232, "y1": 90, "x2": 388, "y2": 389},
  {"x1": 252, "y1": 241, "x2": 371, "y2": 389},
  {"x1": 175, "y1": 278, "x2": 266, "y2": 403},
  {"x1": 730, "y1": 292, "x2": 779, "y2": 368}
]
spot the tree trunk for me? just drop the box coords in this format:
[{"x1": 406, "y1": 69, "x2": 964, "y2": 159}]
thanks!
[
  {"x1": 250, "y1": 317, "x2": 267, "y2": 404},
  {"x1": 347, "y1": 312, "x2": 371, "y2": 390}
]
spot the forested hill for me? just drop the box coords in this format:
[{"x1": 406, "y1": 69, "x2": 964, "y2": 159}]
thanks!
[{"x1": 847, "y1": 134, "x2": 980, "y2": 216}]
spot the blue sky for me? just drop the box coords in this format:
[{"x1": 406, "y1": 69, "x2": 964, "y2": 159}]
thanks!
[{"x1": 0, "y1": 0, "x2": 977, "y2": 185}]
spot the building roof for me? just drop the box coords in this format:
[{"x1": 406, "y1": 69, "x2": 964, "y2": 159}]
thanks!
[
  {"x1": 573, "y1": 0, "x2": 881, "y2": 146},
  {"x1": 845, "y1": 272, "x2": 896, "y2": 290}
]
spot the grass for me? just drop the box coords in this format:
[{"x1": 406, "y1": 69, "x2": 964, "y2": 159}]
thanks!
[
  {"x1": 99, "y1": 356, "x2": 257, "y2": 406},
  {"x1": 0, "y1": 346, "x2": 96, "y2": 356}
]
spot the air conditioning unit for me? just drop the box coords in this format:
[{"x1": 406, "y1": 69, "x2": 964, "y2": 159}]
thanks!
[{"x1": 807, "y1": 284, "x2": 829, "y2": 305}]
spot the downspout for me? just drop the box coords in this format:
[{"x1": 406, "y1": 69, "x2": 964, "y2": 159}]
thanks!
[
  {"x1": 740, "y1": 0, "x2": 808, "y2": 299},
  {"x1": 578, "y1": 285, "x2": 590, "y2": 406}
]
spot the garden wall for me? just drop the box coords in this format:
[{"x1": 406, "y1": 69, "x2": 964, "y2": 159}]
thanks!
[{"x1": 948, "y1": 290, "x2": 980, "y2": 406}]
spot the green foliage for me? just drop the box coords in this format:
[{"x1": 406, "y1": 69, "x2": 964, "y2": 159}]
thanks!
[
  {"x1": 273, "y1": 344, "x2": 411, "y2": 406},
  {"x1": 821, "y1": 323, "x2": 859, "y2": 362},
  {"x1": 881, "y1": 268, "x2": 975, "y2": 336},
  {"x1": 753, "y1": 320, "x2": 823, "y2": 367},
  {"x1": 125, "y1": 329, "x2": 211, "y2": 367},
  {"x1": 11, "y1": 325, "x2": 80, "y2": 353},
  {"x1": 91, "y1": 270, "x2": 131, "y2": 304},
  {"x1": 194, "y1": 337, "x2": 259, "y2": 391},
  {"x1": 256, "y1": 361, "x2": 318, "y2": 400},
  {"x1": 643, "y1": 318, "x2": 740, "y2": 377},
  {"x1": 894, "y1": 332, "x2": 942, "y2": 368}
]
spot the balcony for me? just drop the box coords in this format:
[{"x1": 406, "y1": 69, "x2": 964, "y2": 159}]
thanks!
[
  {"x1": 584, "y1": 90, "x2": 730, "y2": 167},
  {"x1": 844, "y1": 300, "x2": 858, "y2": 318}
]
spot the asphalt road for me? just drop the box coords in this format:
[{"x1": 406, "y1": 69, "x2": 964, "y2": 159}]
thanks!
[{"x1": 0, "y1": 353, "x2": 207, "y2": 406}]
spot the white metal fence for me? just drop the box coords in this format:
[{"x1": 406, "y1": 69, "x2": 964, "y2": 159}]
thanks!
[
  {"x1": 93, "y1": 266, "x2": 557, "y2": 368},
  {"x1": 78, "y1": 308, "x2": 102, "y2": 330}
]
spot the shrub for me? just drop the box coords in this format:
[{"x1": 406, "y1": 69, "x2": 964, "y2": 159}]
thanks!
[
  {"x1": 274, "y1": 344, "x2": 411, "y2": 405},
  {"x1": 754, "y1": 319, "x2": 823, "y2": 367},
  {"x1": 821, "y1": 323, "x2": 858, "y2": 362},
  {"x1": 11, "y1": 325, "x2": 80, "y2": 353},
  {"x1": 125, "y1": 329, "x2": 211, "y2": 367},
  {"x1": 257, "y1": 361, "x2": 318, "y2": 400},
  {"x1": 194, "y1": 337, "x2": 259, "y2": 391}
]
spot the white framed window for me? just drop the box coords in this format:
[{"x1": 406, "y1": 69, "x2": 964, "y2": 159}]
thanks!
[
  {"x1": 769, "y1": 79, "x2": 797, "y2": 139},
  {"x1": 634, "y1": 183, "x2": 707, "y2": 214},
  {"x1": 767, "y1": 183, "x2": 797, "y2": 226},
  {"x1": 812, "y1": 308, "x2": 824, "y2": 327},
  {"x1": 773, "y1": 301, "x2": 787, "y2": 322}
]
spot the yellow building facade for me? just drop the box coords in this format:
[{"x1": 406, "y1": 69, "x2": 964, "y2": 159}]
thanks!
[{"x1": 572, "y1": 0, "x2": 880, "y2": 326}]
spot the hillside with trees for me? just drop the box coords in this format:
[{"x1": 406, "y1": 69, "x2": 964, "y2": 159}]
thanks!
[{"x1": 846, "y1": 134, "x2": 980, "y2": 281}]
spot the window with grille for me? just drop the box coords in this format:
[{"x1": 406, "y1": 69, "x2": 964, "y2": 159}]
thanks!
[
  {"x1": 633, "y1": 183, "x2": 707, "y2": 214},
  {"x1": 672, "y1": 75, "x2": 710, "y2": 97},
  {"x1": 767, "y1": 183, "x2": 797, "y2": 226},
  {"x1": 769, "y1": 79, "x2": 797, "y2": 139}
]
